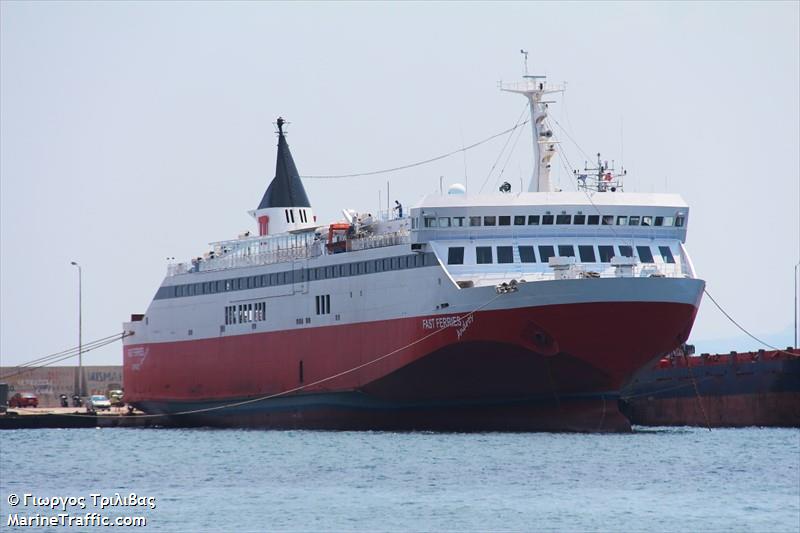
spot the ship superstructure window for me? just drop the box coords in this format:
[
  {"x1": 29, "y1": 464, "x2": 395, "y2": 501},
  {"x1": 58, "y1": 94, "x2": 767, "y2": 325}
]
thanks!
[
  {"x1": 637, "y1": 246, "x2": 654, "y2": 263},
  {"x1": 254, "y1": 302, "x2": 266, "y2": 321},
  {"x1": 424, "y1": 216, "x2": 437, "y2": 228},
  {"x1": 618, "y1": 245, "x2": 634, "y2": 258},
  {"x1": 556, "y1": 214, "x2": 571, "y2": 225},
  {"x1": 159, "y1": 252, "x2": 439, "y2": 301},
  {"x1": 629, "y1": 216, "x2": 640, "y2": 226},
  {"x1": 542, "y1": 214, "x2": 554, "y2": 225},
  {"x1": 285, "y1": 210, "x2": 290, "y2": 223},
  {"x1": 659, "y1": 246, "x2": 675, "y2": 264},
  {"x1": 499, "y1": 216, "x2": 511, "y2": 226},
  {"x1": 558, "y1": 245, "x2": 575, "y2": 257},
  {"x1": 588, "y1": 215, "x2": 600, "y2": 225},
  {"x1": 476, "y1": 246, "x2": 493, "y2": 264},
  {"x1": 514, "y1": 216, "x2": 525, "y2": 225},
  {"x1": 538, "y1": 245, "x2": 555, "y2": 263},
  {"x1": 484, "y1": 216, "x2": 496, "y2": 226},
  {"x1": 469, "y1": 216, "x2": 482, "y2": 226},
  {"x1": 315, "y1": 295, "x2": 331, "y2": 315},
  {"x1": 497, "y1": 246, "x2": 513, "y2": 264},
  {"x1": 224, "y1": 305, "x2": 236, "y2": 325},
  {"x1": 439, "y1": 217, "x2": 451, "y2": 227},
  {"x1": 598, "y1": 245, "x2": 614, "y2": 263},
  {"x1": 578, "y1": 245, "x2": 596, "y2": 262},
  {"x1": 518, "y1": 245, "x2": 536, "y2": 263},
  {"x1": 675, "y1": 215, "x2": 685, "y2": 227},
  {"x1": 663, "y1": 216, "x2": 674, "y2": 226},
  {"x1": 573, "y1": 214, "x2": 586, "y2": 225},
  {"x1": 453, "y1": 217, "x2": 465, "y2": 227},
  {"x1": 642, "y1": 216, "x2": 652, "y2": 226},
  {"x1": 617, "y1": 216, "x2": 628, "y2": 226},
  {"x1": 448, "y1": 247, "x2": 464, "y2": 265},
  {"x1": 528, "y1": 215, "x2": 540, "y2": 225},
  {"x1": 602, "y1": 215, "x2": 614, "y2": 225}
]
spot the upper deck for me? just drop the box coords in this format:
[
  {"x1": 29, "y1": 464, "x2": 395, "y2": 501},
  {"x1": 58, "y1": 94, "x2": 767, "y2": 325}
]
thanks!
[{"x1": 410, "y1": 191, "x2": 689, "y2": 242}]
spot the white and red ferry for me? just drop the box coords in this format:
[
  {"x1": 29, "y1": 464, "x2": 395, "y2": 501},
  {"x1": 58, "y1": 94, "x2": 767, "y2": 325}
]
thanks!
[{"x1": 123, "y1": 72, "x2": 705, "y2": 431}]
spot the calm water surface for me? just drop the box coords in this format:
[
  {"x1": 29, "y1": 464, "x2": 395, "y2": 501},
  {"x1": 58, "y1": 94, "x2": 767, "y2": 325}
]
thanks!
[{"x1": 1, "y1": 427, "x2": 798, "y2": 532}]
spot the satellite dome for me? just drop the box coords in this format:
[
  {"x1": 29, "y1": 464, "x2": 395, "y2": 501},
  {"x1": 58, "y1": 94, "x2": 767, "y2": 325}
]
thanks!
[{"x1": 447, "y1": 183, "x2": 466, "y2": 195}]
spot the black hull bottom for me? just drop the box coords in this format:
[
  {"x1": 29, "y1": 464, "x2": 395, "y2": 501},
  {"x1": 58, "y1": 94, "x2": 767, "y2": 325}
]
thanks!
[{"x1": 135, "y1": 391, "x2": 631, "y2": 433}]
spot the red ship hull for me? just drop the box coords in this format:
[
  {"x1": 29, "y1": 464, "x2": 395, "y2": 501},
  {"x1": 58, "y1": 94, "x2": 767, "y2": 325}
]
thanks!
[{"x1": 124, "y1": 300, "x2": 700, "y2": 432}]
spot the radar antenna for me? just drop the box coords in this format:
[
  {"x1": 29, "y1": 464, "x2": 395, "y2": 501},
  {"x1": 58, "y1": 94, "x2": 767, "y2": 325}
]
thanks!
[{"x1": 574, "y1": 153, "x2": 626, "y2": 193}]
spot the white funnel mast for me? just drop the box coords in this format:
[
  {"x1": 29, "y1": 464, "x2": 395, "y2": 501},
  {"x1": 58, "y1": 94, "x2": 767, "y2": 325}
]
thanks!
[{"x1": 500, "y1": 69, "x2": 564, "y2": 192}]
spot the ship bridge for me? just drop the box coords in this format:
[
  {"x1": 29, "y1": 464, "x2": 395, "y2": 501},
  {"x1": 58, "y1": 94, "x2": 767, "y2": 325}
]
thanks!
[{"x1": 409, "y1": 191, "x2": 695, "y2": 287}]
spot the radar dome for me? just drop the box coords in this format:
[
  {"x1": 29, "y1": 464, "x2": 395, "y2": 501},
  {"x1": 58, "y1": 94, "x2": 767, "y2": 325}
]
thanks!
[{"x1": 447, "y1": 183, "x2": 466, "y2": 195}]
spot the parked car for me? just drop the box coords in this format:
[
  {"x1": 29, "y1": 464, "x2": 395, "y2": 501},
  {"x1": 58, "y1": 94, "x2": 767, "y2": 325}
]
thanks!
[
  {"x1": 86, "y1": 395, "x2": 111, "y2": 411},
  {"x1": 107, "y1": 389, "x2": 124, "y2": 407},
  {"x1": 9, "y1": 392, "x2": 38, "y2": 408}
]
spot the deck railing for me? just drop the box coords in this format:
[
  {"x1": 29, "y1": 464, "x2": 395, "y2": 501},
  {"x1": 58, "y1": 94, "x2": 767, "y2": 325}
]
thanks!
[{"x1": 166, "y1": 230, "x2": 410, "y2": 276}]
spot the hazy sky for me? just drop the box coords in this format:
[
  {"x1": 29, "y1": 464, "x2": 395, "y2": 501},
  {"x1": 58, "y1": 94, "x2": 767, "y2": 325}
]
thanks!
[{"x1": 1, "y1": 1, "x2": 798, "y2": 366}]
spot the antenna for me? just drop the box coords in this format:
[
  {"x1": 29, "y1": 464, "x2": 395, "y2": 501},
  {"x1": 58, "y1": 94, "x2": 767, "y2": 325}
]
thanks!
[{"x1": 520, "y1": 49, "x2": 529, "y2": 75}]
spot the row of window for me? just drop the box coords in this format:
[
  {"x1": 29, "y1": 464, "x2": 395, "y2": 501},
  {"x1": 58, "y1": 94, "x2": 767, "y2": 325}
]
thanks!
[
  {"x1": 224, "y1": 302, "x2": 267, "y2": 325},
  {"x1": 447, "y1": 244, "x2": 676, "y2": 265},
  {"x1": 420, "y1": 213, "x2": 685, "y2": 229},
  {"x1": 315, "y1": 295, "x2": 331, "y2": 315},
  {"x1": 156, "y1": 252, "x2": 438, "y2": 301}
]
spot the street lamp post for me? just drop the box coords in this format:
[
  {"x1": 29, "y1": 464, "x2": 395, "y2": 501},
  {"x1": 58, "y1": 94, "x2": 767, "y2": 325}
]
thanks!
[{"x1": 70, "y1": 261, "x2": 83, "y2": 397}]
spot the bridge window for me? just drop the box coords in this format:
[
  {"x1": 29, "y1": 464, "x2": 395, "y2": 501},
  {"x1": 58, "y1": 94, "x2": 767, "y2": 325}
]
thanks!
[
  {"x1": 617, "y1": 216, "x2": 628, "y2": 226},
  {"x1": 542, "y1": 214, "x2": 554, "y2": 225},
  {"x1": 629, "y1": 216, "x2": 641, "y2": 226},
  {"x1": 558, "y1": 245, "x2": 575, "y2": 257},
  {"x1": 588, "y1": 215, "x2": 599, "y2": 225},
  {"x1": 528, "y1": 215, "x2": 540, "y2": 225},
  {"x1": 438, "y1": 217, "x2": 451, "y2": 227},
  {"x1": 598, "y1": 245, "x2": 614, "y2": 262},
  {"x1": 556, "y1": 214, "x2": 571, "y2": 225},
  {"x1": 538, "y1": 245, "x2": 555, "y2": 263},
  {"x1": 675, "y1": 215, "x2": 685, "y2": 227},
  {"x1": 448, "y1": 247, "x2": 464, "y2": 265},
  {"x1": 663, "y1": 216, "x2": 674, "y2": 226},
  {"x1": 497, "y1": 246, "x2": 513, "y2": 264},
  {"x1": 618, "y1": 245, "x2": 634, "y2": 258},
  {"x1": 483, "y1": 216, "x2": 496, "y2": 226},
  {"x1": 453, "y1": 217, "x2": 465, "y2": 227},
  {"x1": 499, "y1": 216, "x2": 511, "y2": 226},
  {"x1": 659, "y1": 246, "x2": 675, "y2": 264},
  {"x1": 637, "y1": 246, "x2": 654, "y2": 263},
  {"x1": 518, "y1": 246, "x2": 536, "y2": 263},
  {"x1": 642, "y1": 216, "x2": 652, "y2": 226},
  {"x1": 578, "y1": 245, "x2": 596, "y2": 262},
  {"x1": 476, "y1": 246, "x2": 493, "y2": 264},
  {"x1": 514, "y1": 216, "x2": 525, "y2": 225},
  {"x1": 602, "y1": 215, "x2": 614, "y2": 225},
  {"x1": 573, "y1": 214, "x2": 586, "y2": 225},
  {"x1": 424, "y1": 216, "x2": 437, "y2": 228},
  {"x1": 469, "y1": 216, "x2": 482, "y2": 227}
]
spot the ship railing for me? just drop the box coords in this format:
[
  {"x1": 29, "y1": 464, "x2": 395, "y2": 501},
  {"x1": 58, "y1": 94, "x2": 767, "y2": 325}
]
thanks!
[
  {"x1": 345, "y1": 230, "x2": 410, "y2": 252},
  {"x1": 453, "y1": 262, "x2": 690, "y2": 287},
  {"x1": 167, "y1": 242, "x2": 325, "y2": 275},
  {"x1": 166, "y1": 230, "x2": 411, "y2": 276}
]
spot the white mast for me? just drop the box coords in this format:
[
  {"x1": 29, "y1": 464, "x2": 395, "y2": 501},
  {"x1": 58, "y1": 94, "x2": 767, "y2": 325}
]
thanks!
[{"x1": 500, "y1": 62, "x2": 563, "y2": 193}]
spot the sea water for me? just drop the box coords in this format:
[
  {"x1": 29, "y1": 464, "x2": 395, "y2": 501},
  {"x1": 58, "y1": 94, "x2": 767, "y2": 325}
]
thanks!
[{"x1": 1, "y1": 427, "x2": 798, "y2": 532}]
